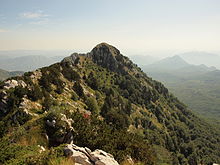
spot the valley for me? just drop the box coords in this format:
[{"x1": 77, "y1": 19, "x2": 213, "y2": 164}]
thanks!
[{"x1": 143, "y1": 55, "x2": 220, "y2": 123}]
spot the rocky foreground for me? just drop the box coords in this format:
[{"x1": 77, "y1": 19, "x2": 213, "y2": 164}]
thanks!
[{"x1": 64, "y1": 144, "x2": 119, "y2": 165}]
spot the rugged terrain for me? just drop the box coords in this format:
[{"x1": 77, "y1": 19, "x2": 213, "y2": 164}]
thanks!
[
  {"x1": 143, "y1": 56, "x2": 220, "y2": 122},
  {"x1": 0, "y1": 43, "x2": 220, "y2": 165}
]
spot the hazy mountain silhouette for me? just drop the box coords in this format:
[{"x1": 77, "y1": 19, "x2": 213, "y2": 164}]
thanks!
[
  {"x1": 144, "y1": 55, "x2": 190, "y2": 71},
  {"x1": 0, "y1": 55, "x2": 65, "y2": 71},
  {"x1": 0, "y1": 68, "x2": 23, "y2": 81},
  {"x1": 143, "y1": 55, "x2": 220, "y2": 121},
  {"x1": 128, "y1": 55, "x2": 159, "y2": 66},
  {"x1": 179, "y1": 51, "x2": 220, "y2": 69}
]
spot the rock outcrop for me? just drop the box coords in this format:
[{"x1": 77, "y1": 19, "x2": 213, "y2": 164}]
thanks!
[
  {"x1": 64, "y1": 144, "x2": 119, "y2": 165},
  {"x1": 61, "y1": 43, "x2": 136, "y2": 74},
  {"x1": 45, "y1": 113, "x2": 75, "y2": 145},
  {"x1": 90, "y1": 43, "x2": 121, "y2": 72},
  {"x1": 62, "y1": 53, "x2": 88, "y2": 66},
  {"x1": 0, "y1": 79, "x2": 27, "y2": 115},
  {"x1": 3, "y1": 79, "x2": 26, "y2": 90}
]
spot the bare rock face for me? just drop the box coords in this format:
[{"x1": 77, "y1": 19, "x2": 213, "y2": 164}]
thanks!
[
  {"x1": 45, "y1": 113, "x2": 75, "y2": 145},
  {"x1": 3, "y1": 79, "x2": 26, "y2": 90},
  {"x1": 61, "y1": 53, "x2": 88, "y2": 66},
  {"x1": 30, "y1": 70, "x2": 42, "y2": 83},
  {"x1": 90, "y1": 43, "x2": 121, "y2": 72},
  {"x1": 0, "y1": 79, "x2": 26, "y2": 115},
  {"x1": 90, "y1": 150, "x2": 119, "y2": 165},
  {"x1": 61, "y1": 43, "x2": 133, "y2": 74},
  {"x1": 3, "y1": 79, "x2": 19, "y2": 89},
  {"x1": 64, "y1": 144, "x2": 119, "y2": 165}
]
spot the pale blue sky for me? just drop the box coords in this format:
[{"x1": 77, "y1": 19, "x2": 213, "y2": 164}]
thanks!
[{"x1": 0, "y1": 0, "x2": 220, "y2": 55}]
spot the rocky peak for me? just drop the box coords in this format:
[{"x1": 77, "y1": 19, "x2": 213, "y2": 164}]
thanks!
[
  {"x1": 61, "y1": 53, "x2": 87, "y2": 66},
  {"x1": 61, "y1": 42, "x2": 121, "y2": 66},
  {"x1": 61, "y1": 43, "x2": 132, "y2": 73},
  {"x1": 89, "y1": 43, "x2": 139, "y2": 75},
  {"x1": 91, "y1": 42, "x2": 120, "y2": 57},
  {"x1": 90, "y1": 43, "x2": 122, "y2": 72}
]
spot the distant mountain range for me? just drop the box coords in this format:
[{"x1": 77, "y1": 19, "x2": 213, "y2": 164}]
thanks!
[
  {"x1": 143, "y1": 55, "x2": 216, "y2": 79},
  {"x1": 0, "y1": 69, "x2": 23, "y2": 81},
  {"x1": 128, "y1": 55, "x2": 159, "y2": 66},
  {"x1": 1, "y1": 50, "x2": 220, "y2": 72},
  {"x1": 144, "y1": 55, "x2": 190, "y2": 71},
  {"x1": 179, "y1": 51, "x2": 220, "y2": 69},
  {"x1": 0, "y1": 55, "x2": 65, "y2": 71},
  {"x1": 143, "y1": 55, "x2": 220, "y2": 121},
  {"x1": 129, "y1": 51, "x2": 220, "y2": 70}
]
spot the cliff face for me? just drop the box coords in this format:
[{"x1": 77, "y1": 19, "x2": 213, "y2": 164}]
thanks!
[
  {"x1": 0, "y1": 43, "x2": 220, "y2": 165},
  {"x1": 90, "y1": 43, "x2": 122, "y2": 72}
]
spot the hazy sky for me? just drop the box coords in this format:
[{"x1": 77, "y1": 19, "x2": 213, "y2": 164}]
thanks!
[{"x1": 0, "y1": 0, "x2": 220, "y2": 55}]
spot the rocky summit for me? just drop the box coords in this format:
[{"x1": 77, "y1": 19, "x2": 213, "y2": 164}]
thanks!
[{"x1": 0, "y1": 43, "x2": 220, "y2": 165}]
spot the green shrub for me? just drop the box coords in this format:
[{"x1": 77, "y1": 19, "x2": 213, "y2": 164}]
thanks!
[
  {"x1": 71, "y1": 91, "x2": 79, "y2": 101},
  {"x1": 73, "y1": 82, "x2": 84, "y2": 98},
  {"x1": 85, "y1": 97, "x2": 99, "y2": 115},
  {"x1": 61, "y1": 64, "x2": 81, "y2": 82},
  {"x1": 27, "y1": 84, "x2": 43, "y2": 101}
]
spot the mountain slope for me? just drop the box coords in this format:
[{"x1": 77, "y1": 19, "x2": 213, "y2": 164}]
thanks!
[
  {"x1": 0, "y1": 43, "x2": 220, "y2": 165},
  {"x1": 158, "y1": 70, "x2": 220, "y2": 121}
]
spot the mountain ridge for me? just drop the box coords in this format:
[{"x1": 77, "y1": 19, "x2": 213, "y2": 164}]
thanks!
[
  {"x1": 145, "y1": 55, "x2": 190, "y2": 71},
  {"x1": 0, "y1": 55, "x2": 65, "y2": 72},
  {"x1": 179, "y1": 51, "x2": 220, "y2": 69},
  {"x1": 0, "y1": 43, "x2": 220, "y2": 164},
  {"x1": 144, "y1": 55, "x2": 217, "y2": 78}
]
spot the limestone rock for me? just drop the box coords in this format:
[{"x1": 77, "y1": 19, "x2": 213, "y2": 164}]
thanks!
[
  {"x1": 90, "y1": 43, "x2": 120, "y2": 72},
  {"x1": 38, "y1": 145, "x2": 46, "y2": 153},
  {"x1": 3, "y1": 79, "x2": 26, "y2": 90},
  {"x1": 91, "y1": 149, "x2": 119, "y2": 165},
  {"x1": 4, "y1": 79, "x2": 19, "y2": 89},
  {"x1": 18, "y1": 98, "x2": 41, "y2": 116},
  {"x1": 62, "y1": 53, "x2": 88, "y2": 66},
  {"x1": 30, "y1": 70, "x2": 42, "y2": 83},
  {"x1": 61, "y1": 43, "x2": 136, "y2": 75},
  {"x1": 64, "y1": 144, "x2": 119, "y2": 165},
  {"x1": 46, "y1": 113, "x2": 75, "y2": 144},
  {"x1": 60, "y1": 113, "x2": 74, "y2": 130},
  {"x1": 0, "y1": 90, "x2": 7, "y2": 99}
]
